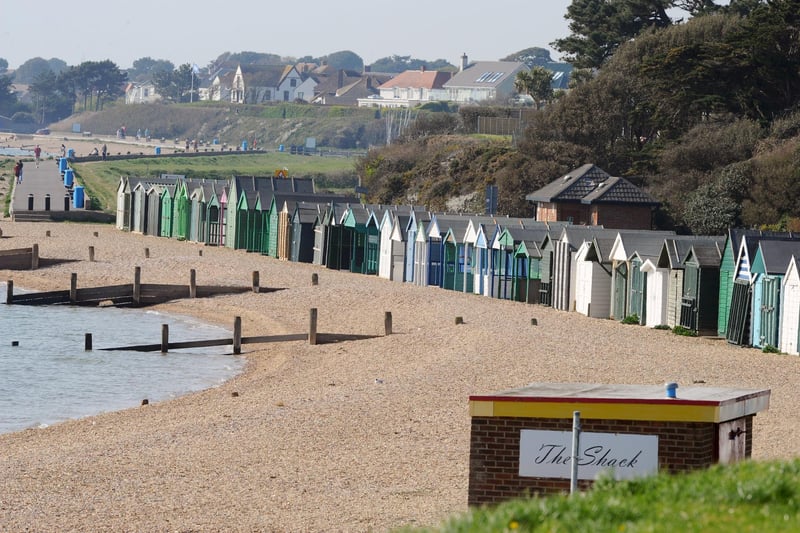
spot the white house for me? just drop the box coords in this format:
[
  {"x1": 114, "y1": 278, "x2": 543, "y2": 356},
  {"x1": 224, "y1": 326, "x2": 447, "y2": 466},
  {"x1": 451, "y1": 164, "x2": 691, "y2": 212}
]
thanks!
[
  {"x1": 125, "y1": 81, "x2": 161, "y2": 104},
  {"x1": 230, "y1": 64, "x2": 307, "y2": 104},
  {"x1": 442, "y1": 54, "x2": 528, "y2": 103}
]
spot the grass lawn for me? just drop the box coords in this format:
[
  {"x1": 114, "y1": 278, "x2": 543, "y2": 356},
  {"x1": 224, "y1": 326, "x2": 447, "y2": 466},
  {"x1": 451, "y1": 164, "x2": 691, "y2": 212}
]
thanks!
[{"x1": 413, "y1": 459, "x2": 800, "y2": 533}]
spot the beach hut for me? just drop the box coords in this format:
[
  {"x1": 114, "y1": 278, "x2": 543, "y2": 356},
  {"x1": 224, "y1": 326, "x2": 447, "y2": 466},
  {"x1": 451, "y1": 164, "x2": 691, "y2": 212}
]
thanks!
[
  {"x1": 726, "y1": 232, "x2": 799, "y2": 345},
  {"x1": 145, "y1": 184, "x2": 165, "y2": 236},
  {"x1": 324, "y1": 203, "x2": 351, "y2": 271},
  {"x1": 679, "y1": 242, "x2": 723, "y2": 335},
  {"x1": 205, "y1": 184, "x2": 227, "y2": 246},
  {"x1": 575, "y1": 236, "x2": 615, "y2": 319},
  {"x1": 608, "y1": 230, "x2": 675, "y2": 322},
  {"x1": 172, "y1": 179, "x2": 191, "y2": 240},
  {"x1": 402, "y1": 210, "x2": 427, "y2": 283},
  {"x1": 291, "y1": 201, "x2": 323, "y2": 263},
  {"x1": 159, "y1": 184, "x2": 176, "y2": 238},
  {"x1": 779, "y1": 256, "x2": 800, "y2": 355},
  {"x1": 387, "y1": 212, "x2": 413, "y2": 282},
  {"x1": 339, "y1": 204, "x2": 377, "y2": 274},
  {"x1": 313, "y1": 203, "x2": 332, "y2": 267},
  {"x1": 552, "y1": 226, "x2": 607, "y2": 312},
  {"x1": 378, "y1": 209, "x2": 396, "y2": 280},
  {"x1": 511, "y1": 234, "x2": 544, "y2": 303},
  {"x1": 749, "y1": 240, "x2": 800, "y2": 349},
  {"x1": 130, "y1": 181, "x2": 148, "y2": 234},
  {"x1": 116, "y1": 177, "x2": 131, "y2": 230},
  {"x1": 442, "y1": 217, "x2": 473, "y2": 291}
]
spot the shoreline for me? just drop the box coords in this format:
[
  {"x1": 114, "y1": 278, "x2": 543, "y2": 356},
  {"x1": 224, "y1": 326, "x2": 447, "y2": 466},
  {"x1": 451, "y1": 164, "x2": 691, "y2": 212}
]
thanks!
[
  {"x1": 0, "y1": 290, "x2": 245, "y2": 435},
  {"x1": 1, "y1": 221, "x2": 800, "y2": 531}
]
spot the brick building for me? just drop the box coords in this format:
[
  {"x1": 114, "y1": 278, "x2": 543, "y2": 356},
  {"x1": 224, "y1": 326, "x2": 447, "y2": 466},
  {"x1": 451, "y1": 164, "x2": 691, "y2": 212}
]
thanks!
[
  {"x1": 468, "y1": 382, "x2": 770, "y2": 505},
  {"x1": 526, "y1": 164, "x2": 659, "y2": 230}
]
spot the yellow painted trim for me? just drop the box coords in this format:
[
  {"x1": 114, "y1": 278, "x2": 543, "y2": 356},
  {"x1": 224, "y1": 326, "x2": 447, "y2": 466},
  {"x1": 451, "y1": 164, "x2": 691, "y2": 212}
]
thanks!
[
  {"x1": 469, "y1": 401, "x2": 495, "y2": 417},
  {"x1": 469, "y1": 400, "x2": 722, "y2": 422}
]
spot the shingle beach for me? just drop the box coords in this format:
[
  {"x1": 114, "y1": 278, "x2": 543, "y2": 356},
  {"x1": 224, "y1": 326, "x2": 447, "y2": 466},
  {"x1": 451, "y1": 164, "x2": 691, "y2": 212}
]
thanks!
[{"x1": 1, "y1": 221, "x2": 799, "y2": 532}]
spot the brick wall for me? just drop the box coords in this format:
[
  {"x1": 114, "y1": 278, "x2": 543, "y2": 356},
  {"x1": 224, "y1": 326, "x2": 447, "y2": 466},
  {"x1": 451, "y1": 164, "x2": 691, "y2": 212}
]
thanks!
[
  {"x1": 592, "y1": 206, "x2": 653, "y2": 230},
  {"x1": 468, "y1": 415, "x2": 753, "y2": 505}
]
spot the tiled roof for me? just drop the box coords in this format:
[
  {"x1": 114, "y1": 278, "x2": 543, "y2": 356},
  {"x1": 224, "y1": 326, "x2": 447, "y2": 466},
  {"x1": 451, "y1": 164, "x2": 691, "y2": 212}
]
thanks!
[
  {"x1": 526, "y1": 164, "x2": 658, "y2": 207},
  {"x1": 241, "y1": 65, "x2": 286, "y2": 87},
  {"x1": 378, "y1": 70, "x2": 452, "y2": 90},
  {"x1": 444, "y1": 61, "x2": 527, "y2": 89}
]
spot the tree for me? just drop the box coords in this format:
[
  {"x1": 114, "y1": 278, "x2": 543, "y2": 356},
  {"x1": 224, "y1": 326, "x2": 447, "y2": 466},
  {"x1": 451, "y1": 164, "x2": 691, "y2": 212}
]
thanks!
[
  {"x1": 320, "y1": 50, "x2": 364, "y2": 71},
  {"x1": 368, "y1": 55, "x2": 454, "y2": 73},
  {"x1": 0, "y1": 74, "x2": 18, "y2": 117},
  {"x1": 514, "y1": 67, "x2": 554, "y2": 108},
  {"x1": 0, "y1": 58, "x2": 8, "y2": 74},
  {"x1": 552, "y1": 0, "x2": 725, "y2": 69},
  {"x1": 128, "y1": 57, "x2": 175, "y2": 81},
  {"x1": 501, "y1": 47, "x2": 553, "y2": 68},
  {"x1": 28, "y1": 70, "x2": 74, "y2": 123},
  {"x1": 13, "y1": 57, "x2": 53, "y2": 84},
  {"x1": 152, "y1": 64, "x2": 194, "y2": 103}
]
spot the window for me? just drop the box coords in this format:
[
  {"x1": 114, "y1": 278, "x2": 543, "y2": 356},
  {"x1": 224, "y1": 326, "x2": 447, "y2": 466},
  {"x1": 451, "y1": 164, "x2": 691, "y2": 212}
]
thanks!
[{"x1": 290, "y1": 78, "x2": 297, "y2": 87}]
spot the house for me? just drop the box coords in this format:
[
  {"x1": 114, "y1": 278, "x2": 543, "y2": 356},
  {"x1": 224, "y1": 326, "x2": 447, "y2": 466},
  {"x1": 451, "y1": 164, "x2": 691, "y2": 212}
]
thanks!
[
  {"x1": 442, "y1": 54, "x2": 528, "y2": 103},
  {"x1": 125, "y1": 81, "x2": 161, "y2": 104},
  {"x1": 230, "y1": 64, "x2": 305, "y2": 104},
  {"x1": 311, "y1": 66, "x2": 393, "y2": 105},
  {"x1": 358, "y1": 68, "x2": 452, "y2": 108},
  {"x1": 526, "y1": 164, "x2": 660, "y2": 230},
  {"x1": 205, "y1": 68, "x2": 236, "y2": 101}
]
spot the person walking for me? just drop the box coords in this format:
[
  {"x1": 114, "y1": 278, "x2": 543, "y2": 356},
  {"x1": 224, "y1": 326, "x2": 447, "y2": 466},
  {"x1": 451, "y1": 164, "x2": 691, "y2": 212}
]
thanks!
[
  {"x1": 101, "y1": 144, "x2": 107, "y2": 161},
  {"x1": 34, "y1": 145, "x2": 42, "y2": 167},
  {"x1": 13, "y1": 160, "x2": 23, "y2": 184}
]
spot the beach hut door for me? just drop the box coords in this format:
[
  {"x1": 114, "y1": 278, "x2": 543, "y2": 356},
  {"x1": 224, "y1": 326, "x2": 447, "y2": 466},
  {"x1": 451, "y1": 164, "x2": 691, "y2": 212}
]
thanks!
[{"x1": 760, "y1": 277, "x2": 780, "y2": 349}]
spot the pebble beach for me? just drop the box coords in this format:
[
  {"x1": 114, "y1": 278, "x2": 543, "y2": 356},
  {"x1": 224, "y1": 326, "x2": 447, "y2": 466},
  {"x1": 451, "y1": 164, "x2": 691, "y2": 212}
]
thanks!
[{"x1": 1, "y1": 220, "x2": 799, "y2": 531}]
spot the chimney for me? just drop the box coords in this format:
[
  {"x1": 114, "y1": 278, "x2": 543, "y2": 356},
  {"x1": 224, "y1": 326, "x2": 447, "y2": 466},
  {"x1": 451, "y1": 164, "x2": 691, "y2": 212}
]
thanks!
[{"x1": 460, "y1": 53, "x2": 469, "y2": 72}]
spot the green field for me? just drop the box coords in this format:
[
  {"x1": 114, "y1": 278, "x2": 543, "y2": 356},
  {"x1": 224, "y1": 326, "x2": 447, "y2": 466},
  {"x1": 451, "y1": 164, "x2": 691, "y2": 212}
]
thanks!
[{"x1": 72, "y1": 152, "x2": 360, "y2": 213}]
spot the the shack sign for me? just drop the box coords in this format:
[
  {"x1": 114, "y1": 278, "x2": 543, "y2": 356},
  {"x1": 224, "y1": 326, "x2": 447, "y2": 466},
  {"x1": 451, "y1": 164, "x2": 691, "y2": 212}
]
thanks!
[{"x1": 519, "y1": 430, "x2": 658, "y2": 480}]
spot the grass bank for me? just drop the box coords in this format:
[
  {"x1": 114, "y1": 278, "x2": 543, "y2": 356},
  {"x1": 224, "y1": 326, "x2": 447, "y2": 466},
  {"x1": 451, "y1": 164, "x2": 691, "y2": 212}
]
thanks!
[
  {"x1": 72, "y1": 152, "x2": 360, "y2": 213},
  {"x1": 416, "y1": 460, "x2": 800, "y2": 533}
]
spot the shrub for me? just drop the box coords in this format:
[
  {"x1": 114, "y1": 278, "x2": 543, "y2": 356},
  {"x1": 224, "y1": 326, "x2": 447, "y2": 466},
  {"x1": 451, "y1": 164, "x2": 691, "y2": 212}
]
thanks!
[
  {"x1": 621, "y1": 314, "x2": 640, "y2": 325},
  {"x1": 672, "y1": 325, "x2": 697, "y2": 337},
  {"x1": 653, "y1": 324, "x2": 670, "y2": 330},
  {"x1": 762, "y1": 344, "x2": 780, "y2": 354}
]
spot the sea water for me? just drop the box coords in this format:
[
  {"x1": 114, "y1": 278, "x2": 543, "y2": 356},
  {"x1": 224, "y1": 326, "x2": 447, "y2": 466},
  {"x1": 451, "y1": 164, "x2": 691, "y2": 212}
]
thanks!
[{"x1": 0, "y1": 283, "x2": 245, "y2": 435}]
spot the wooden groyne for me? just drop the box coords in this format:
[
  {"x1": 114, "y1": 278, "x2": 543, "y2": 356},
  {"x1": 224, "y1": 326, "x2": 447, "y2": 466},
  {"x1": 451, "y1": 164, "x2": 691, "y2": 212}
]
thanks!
[
  {"x1": 96, "y1": 310, "x2": 390, "y2": 354},
  {"x1": 0, "y1": 245, "x2": 40, "y2": 270},
  {"x1": 5, "y1": 267, "x2": 274, "y2": 307}
]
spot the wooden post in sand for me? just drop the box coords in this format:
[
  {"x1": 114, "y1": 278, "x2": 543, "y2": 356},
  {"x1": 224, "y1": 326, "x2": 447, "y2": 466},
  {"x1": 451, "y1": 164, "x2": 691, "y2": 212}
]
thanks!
[
  {"x1": 70, "y1": 273, "x2": 77, "y2": 303},
  {"x1": 31, "y1": 244, "x2": 39, "y2": 270},
  {"x1": 144, "y1": 247, "x2": 150, "y2": 259},
  {"x1": 189, "y1": 269, "x2": 197, "y2": 298},
  {"x1": 85, "y1": 333, "x2": 93, "y2": 351},
  {"x1": 384, "y1": 311, "x2": 392, "y2": 336},
  {"x1": 311, "y1": 273, "x2": 318, "y2": 286},
  {"x1": 161, "y1": 324, "x2": 169, "y2": 353},
  {"x1": 309, "y1": 308, "x2": 318, "y2": 345},
  {"x1": 233, "y1": 316, "x2": 242, "y2": 355},
  {"x1": 5, "y1": 280, "x2": 12, "y2": 304},
  {"x1": 455, "y1": 316, "x2": 464, "y2": 325},
  {"x1": 252, "y1": 271, "x2": 260, "y2": 293},
  {"x1": 133, "y1": 266, "x2": 141, "y2": 305}
]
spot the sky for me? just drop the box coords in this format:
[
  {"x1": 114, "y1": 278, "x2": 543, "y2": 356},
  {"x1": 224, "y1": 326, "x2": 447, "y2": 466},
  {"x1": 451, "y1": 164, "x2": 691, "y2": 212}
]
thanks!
[{"x1": 0, "y1": 0, "x2": 574, "y2": 70}]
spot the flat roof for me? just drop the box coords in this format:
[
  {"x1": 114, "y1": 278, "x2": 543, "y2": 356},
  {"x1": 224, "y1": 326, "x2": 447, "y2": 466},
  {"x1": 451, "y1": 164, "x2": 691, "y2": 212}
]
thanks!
[{"x1": 469, "y1": 383, "x2": 770, "y2": 423}]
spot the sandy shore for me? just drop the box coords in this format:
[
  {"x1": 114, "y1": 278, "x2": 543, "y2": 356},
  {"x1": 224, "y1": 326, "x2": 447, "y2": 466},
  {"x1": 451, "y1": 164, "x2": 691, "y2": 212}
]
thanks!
[{"x1": 0, "y1": 221, "x2": 799, "y2": 531}]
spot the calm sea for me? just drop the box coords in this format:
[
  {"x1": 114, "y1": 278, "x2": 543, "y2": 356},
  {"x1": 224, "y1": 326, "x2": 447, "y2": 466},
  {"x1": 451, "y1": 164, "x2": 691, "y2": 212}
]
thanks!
[{"x1": 0, "y1": 283, "x2": 245, "y2": 435}]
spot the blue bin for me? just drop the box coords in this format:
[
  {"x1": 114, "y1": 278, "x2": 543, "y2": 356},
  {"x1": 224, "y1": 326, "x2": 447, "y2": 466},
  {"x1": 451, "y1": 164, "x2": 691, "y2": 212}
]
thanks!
[
  {"x1": 67, "y1": 148, "x2": 75, "y2": 159},
  {"x1": 241, "y1": 140, "x2": 248, "y2": 151},
  {"x1": 155, "y1": 146, "x2": 161, "y2": 155},
  {"x1": 64, "y1": 168, "x2": 74, "y2": 188},
  {"x1": 279, "y1": 144, "x2": 285, "y2": 152},
  {"x1": 58, "y1": 157, "x2": 68, "y2": 174},
  {"x1": 212, "y1": 138, "x2": 219, "y2": 145},
  {"x1": 73, "y1": 186, "x2": 84, "y2": 209}
]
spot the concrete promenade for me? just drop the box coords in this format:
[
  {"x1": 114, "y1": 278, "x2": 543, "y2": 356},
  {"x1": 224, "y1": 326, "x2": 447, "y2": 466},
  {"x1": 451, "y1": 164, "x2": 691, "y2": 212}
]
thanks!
[{"x1": 10, "y1": 157, "x2": 74, "y2": 220}]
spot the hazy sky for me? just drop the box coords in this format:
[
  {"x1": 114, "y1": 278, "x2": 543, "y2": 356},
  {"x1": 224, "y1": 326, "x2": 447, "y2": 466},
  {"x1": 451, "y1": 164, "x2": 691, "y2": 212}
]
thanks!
[{"x1": 1, "y1": 0, "x2": 573, "y2": 70}]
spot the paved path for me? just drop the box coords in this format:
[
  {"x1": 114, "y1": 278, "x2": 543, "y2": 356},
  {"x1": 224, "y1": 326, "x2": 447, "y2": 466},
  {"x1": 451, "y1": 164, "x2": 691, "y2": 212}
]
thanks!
[{"x1": 10, "y1": 157, "x2": 72, "y2": 215}]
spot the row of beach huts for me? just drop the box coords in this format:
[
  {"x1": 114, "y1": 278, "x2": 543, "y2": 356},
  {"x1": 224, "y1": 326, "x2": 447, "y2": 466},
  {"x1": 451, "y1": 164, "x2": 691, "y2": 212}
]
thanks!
[{"x1": 115, "y1": 174, "x2": 800, "y2": 356}]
